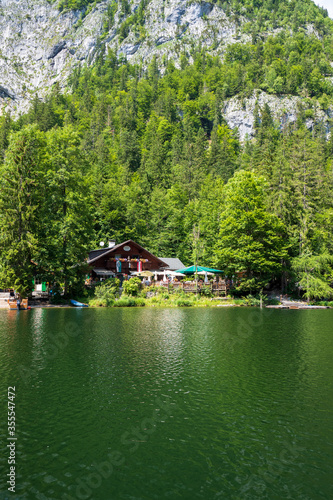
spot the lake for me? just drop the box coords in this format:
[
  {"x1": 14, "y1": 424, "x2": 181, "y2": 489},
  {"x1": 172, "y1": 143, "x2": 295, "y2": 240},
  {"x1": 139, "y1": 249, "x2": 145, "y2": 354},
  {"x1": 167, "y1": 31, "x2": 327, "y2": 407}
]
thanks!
[{"x1": 0, "y1": 307, "x2": 332, "y2": 500}]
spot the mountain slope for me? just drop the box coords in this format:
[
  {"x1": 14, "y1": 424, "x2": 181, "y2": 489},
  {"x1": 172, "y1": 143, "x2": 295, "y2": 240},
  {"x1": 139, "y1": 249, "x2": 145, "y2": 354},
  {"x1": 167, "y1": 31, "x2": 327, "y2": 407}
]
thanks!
[
  {"x1": 0, "y1": 0, "x2": 332, "y2": 134},
  {"x1": 0, "y1": 0, "x2": 246, "y2": 115},
  {"x1": 0, "y1": 0, "x2": 105, "y2": 114}
]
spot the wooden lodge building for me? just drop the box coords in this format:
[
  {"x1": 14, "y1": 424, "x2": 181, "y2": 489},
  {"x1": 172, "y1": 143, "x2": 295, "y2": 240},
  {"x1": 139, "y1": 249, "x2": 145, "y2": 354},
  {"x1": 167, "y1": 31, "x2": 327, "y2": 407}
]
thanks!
[
  {"x1": 86, "y1": 240, "x2": 229, "y2": 295},
  {"x1": 87, "y1": 240, "x2": 183, "y2": 280}
]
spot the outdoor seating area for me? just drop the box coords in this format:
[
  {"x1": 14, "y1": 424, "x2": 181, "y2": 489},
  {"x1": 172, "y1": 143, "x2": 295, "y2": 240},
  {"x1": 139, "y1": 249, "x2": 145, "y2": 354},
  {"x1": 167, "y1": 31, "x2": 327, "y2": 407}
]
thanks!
[
  {"x1": 157, "y1": 280, "x2": 228, "y2": 296},
  {"x1": 134, "y1": 264, "x2": 228, "y2": 295}
]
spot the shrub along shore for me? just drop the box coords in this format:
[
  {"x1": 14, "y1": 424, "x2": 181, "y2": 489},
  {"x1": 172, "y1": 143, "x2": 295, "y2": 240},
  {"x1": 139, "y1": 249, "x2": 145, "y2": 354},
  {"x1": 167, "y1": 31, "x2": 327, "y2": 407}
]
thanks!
[
  {"x1": 69, "y1": 277, "x2": 331, "y2": 308},
  {"x1": 90, "y1": 293, "x2": 235, "y2": 308},
  {"x1": 75, "y1": 294, "x2": 333, "y2": 308},
  {"x1": 65, "y1": 276, "x2": 333, "y2": 308}
]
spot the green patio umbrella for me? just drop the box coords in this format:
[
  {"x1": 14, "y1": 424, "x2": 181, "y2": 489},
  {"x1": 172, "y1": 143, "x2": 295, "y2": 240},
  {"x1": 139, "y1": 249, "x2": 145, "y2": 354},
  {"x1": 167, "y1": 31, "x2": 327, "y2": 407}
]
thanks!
[{"x1": 175, "y1": 265, "x2": 223, "y2": 274}]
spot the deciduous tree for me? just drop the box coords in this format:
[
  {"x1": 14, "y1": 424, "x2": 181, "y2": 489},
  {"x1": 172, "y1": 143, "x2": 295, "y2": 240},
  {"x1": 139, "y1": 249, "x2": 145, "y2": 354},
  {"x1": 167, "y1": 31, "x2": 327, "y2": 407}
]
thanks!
[{"x1": 214, "y1": 170, "x2": 288, "y2": 292}]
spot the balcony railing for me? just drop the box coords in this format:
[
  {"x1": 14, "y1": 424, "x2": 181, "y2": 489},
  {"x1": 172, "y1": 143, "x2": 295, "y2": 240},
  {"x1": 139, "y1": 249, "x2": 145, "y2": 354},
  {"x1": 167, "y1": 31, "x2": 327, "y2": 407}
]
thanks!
[{"x1": 153, "y1": 281, "x2": 228, "y2": 295}]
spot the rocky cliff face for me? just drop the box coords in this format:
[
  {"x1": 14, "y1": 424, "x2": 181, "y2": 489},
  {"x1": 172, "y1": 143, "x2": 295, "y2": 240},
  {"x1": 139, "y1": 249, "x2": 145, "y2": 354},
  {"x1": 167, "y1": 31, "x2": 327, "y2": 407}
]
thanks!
[
  {"x1": 0, "y1": 0, "x2": 104, "y2": 115},
  {"x1": 115, "y1": 0, "x2": 243, "y2": 61},
  {"x1": 0, "y1": 0, "x2": 244, "y2": 115},
  {"x1": 0, "y1": 0, "x2": 332, "y2": 137}
]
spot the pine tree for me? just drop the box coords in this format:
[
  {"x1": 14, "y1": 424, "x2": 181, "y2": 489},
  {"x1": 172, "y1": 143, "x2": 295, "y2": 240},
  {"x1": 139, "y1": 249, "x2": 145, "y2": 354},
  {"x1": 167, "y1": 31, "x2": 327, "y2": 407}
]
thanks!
[
  {"x1": 0, "y1": 125, "x2": 46, "y2": 296},
  {"x1": 292, "y1": 252, "x2": 333, "y2": 302},
  {"x1": 41, "y1": 126, "x2": 93, "y2": 295},
  {"x1": 0, "y1": 112, "x2": 12, "y2": 160},
  {"x1": 209, "y1": 123, "x2": 239, "y2": 183}
]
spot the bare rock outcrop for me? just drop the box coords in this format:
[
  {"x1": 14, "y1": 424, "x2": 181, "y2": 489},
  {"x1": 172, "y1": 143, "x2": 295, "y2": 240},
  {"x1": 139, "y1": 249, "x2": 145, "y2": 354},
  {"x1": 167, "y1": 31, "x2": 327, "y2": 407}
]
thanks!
[
  {"x1": 223, "y1": 91, "x2": 332, "y2": 141},
  {"x1": 0, "y1": 0, "x2": 244, "y2": 116}
]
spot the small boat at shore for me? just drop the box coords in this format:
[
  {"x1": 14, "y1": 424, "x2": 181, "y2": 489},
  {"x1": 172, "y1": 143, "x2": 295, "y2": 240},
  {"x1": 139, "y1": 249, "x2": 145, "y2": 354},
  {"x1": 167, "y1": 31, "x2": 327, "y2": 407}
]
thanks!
[
  {"x1": 8, "y1": 299, "x2": 29, "y2": 310},
  {"x1": 70, "y1": 299, "x2": 89, "y2": 308}
]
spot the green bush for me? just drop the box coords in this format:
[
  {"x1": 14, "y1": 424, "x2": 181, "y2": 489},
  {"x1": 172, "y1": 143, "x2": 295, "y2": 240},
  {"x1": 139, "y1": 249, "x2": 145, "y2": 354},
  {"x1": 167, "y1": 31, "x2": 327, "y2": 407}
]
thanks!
[
  {"x1": 233, "y1": 298, "x2": 247, "y2": 306},
  {"x1": 90, "y1": 298, "x2": 111, "y2": 307},
  {"x1": 58, "y1": 0, "x2": 99, "y2": 12},
  {"x1": 122, "y1": 277, "x2": 142, "y2": 296},
  {"x1": 244, "y1": 295, "x2": 260, "y2": 306},
  {"x1": 243, "y1": 294, "x2": 267, "y2": 306},
  {"x1": 266, "y1": 298, "x2": 280, "y2": 305},
  {"x1": 176, "y1": 298, "x2": 192, "y2": 307},
  {"x1": 114, "y1": 296, "x2": 145, "y2": 307},
  {"x1": 316, "y1": 300, "x2": 333, "y2": 307},
  {"x1": 114, "y1": 297, "x2": 136, "y2": 307},
  {"x1": 134, "y1": 297, "x2": 146, "y2": 307},
  {"x1": 94, "y1": 277, "x2": 120, "y2": 305},
  {"x1": 200, "y1": 285, "x2": 213, "y2": 297}
]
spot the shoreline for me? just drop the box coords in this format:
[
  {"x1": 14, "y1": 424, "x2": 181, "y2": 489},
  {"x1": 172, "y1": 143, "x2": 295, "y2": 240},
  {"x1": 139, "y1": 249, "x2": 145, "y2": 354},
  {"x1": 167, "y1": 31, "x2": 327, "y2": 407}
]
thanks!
[{"x1": 1, "y1": 301, "x2": 331, "y2": 310}]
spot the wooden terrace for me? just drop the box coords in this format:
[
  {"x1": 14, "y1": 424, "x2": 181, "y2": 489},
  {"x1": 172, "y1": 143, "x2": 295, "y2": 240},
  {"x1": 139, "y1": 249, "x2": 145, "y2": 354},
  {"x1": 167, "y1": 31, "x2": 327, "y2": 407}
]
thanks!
[{"x1": 157, "y1": 280, "x2": 228, "y2": 296}]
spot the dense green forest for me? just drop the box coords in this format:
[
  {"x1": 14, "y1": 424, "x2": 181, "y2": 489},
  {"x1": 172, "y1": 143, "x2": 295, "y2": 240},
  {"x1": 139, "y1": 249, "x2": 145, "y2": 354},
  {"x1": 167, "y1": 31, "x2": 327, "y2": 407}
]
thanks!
[{"x1": 1, "y1": 0, "x2": 333, "y2": 299}]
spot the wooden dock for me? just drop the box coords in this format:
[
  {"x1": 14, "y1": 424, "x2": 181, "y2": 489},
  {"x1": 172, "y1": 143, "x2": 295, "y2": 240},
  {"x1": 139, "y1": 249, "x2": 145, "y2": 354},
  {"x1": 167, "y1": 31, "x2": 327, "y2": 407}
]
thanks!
[{"x1": 266, "y1": 304, "x2": 331, "y2": 309}]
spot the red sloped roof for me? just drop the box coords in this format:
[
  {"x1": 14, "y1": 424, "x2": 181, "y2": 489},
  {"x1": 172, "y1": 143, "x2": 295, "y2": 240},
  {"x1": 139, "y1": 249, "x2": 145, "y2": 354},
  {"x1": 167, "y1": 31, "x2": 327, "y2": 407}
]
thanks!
[{"x1": 87, "y1": 240, "x2": 167, "y2": 267}]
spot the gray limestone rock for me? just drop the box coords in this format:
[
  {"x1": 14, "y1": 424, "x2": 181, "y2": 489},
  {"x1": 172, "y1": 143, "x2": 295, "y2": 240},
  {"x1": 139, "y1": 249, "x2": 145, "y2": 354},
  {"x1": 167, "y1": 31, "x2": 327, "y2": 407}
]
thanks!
[
  {"x1": 223, "y1": 91, "x2": 332, "y2": 141},
  {"x1": 155, "y1": 36, "x2": 172, "y2": 46},
  {"x1": 47, "y1": 41, "x2": 66, "y2": 59},
  {"x1": 0, "y1": 85, "x2": 16, "y2": 100},
  {"x1": 166, "y1": 7, "x2": 185, "y2": 24},
  {"x1": 183, "y1": 2, "x2": 213, "y2": 23},
  {"x1": 118, "y1": 43, "x2": 141, "y2": 56}
]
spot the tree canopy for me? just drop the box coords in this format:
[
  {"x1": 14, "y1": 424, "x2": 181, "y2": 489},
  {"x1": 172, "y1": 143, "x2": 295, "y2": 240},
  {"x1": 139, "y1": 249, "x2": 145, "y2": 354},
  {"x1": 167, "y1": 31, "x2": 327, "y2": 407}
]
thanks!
[{"x1": 1, "y1": 5, "x2": 333, "y2": 299}]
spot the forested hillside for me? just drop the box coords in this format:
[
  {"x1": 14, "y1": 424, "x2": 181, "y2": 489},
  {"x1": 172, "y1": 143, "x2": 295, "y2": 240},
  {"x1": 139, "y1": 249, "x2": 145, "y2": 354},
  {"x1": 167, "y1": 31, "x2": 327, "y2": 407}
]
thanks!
[{"x1": 1, "y1": 0, "x2": 333, "y2": 299}]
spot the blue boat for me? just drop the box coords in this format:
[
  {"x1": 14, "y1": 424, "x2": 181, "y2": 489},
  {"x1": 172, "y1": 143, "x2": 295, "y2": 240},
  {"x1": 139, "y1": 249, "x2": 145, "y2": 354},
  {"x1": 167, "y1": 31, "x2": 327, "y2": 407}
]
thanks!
[{"x1": 70, "y1": 299, "x2": 89, "y2": 307}]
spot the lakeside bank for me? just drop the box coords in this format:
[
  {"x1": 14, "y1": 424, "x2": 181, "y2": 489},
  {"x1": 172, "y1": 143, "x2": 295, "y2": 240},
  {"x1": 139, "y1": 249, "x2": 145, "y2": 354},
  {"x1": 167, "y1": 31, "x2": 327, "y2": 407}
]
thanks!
[
  {"x1": 2, "y1": 295, "x2": 332, "y2": 310},
  {"x1": 42, "y1": 297, "x2": 333, "y2": 309}
]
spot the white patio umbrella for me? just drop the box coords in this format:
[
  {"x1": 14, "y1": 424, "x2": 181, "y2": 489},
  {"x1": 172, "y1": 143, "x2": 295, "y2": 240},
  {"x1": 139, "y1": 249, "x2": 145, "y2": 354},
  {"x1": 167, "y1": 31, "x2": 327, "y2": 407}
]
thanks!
[
  {"x1": 136, "y1": 270, "x2": 154, "y2": 277},
  {"x1": 166, "y1": 270, "x2": 185, "y2": 282},
  {"x1": 197, "y1": 270, "x2": 213, "y2": 283}
]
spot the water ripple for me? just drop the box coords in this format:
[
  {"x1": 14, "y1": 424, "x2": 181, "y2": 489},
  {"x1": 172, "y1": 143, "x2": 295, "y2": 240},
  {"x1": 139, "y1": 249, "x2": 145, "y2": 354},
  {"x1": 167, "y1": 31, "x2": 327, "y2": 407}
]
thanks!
[{"x1": 0, "y1": 308, "x2": 332, "y2": 499}]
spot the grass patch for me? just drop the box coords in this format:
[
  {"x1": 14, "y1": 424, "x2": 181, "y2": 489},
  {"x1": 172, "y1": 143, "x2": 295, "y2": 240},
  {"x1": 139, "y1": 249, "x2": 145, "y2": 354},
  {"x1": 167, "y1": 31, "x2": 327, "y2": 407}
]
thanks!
[
  {"x1": 89, "y1": 298, "x2": 113, "y2": 307},
  {"x1": 175, "y1": 298, "x2": 192, "y2": 307},
  {"x1": 114, "y1": 296, "x2": 145, "y2": 307}
]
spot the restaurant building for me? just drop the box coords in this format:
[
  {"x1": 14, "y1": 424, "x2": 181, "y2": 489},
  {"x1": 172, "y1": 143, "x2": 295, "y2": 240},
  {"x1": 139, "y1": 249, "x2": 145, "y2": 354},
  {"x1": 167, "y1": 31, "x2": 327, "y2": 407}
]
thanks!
[{"x1": 87, "y1": 240, "x2": 172, "y2": 280}]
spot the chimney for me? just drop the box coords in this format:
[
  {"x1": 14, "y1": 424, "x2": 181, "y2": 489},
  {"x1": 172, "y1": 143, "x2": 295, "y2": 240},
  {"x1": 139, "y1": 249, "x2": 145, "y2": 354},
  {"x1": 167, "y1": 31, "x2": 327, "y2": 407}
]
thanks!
[{"x1": 108, "y1": 240, "x2": 116, "y2": 248}]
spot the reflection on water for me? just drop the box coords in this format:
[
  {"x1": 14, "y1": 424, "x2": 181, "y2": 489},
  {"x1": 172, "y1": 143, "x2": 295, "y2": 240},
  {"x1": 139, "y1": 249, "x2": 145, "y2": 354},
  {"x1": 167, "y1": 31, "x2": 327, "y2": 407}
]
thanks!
[{"x1": 0, "y1": 308, "x2": 332, "y2": 500}]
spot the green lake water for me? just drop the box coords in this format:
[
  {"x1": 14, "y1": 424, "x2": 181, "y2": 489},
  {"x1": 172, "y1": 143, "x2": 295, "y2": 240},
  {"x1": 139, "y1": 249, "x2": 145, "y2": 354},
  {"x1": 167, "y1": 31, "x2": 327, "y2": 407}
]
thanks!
[{"x1": 0, "y1": 307, "x2": 332, "y2": 500}]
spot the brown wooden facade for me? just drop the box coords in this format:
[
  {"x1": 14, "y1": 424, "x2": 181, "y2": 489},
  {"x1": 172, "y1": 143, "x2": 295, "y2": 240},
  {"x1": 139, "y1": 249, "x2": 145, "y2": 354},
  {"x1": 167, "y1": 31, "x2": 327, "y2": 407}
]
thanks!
[{"x1": 88, "y1": 240, "x2": 167, "y2": 277}]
